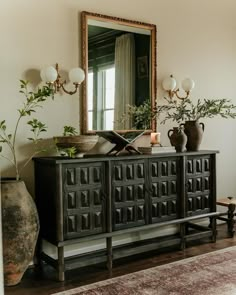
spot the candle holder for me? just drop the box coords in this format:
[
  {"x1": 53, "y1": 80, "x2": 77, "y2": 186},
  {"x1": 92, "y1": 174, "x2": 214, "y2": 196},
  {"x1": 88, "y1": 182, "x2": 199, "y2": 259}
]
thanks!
[{"x1": 150, "y1": 132, "x2": 161, "y2": 146}]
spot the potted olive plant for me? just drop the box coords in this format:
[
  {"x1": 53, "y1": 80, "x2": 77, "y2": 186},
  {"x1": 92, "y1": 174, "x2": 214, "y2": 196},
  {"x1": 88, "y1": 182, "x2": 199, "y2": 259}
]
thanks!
[
  {"x1": 162, "y1": 97, "x2": 236, "y2": 151},
  {"x1": 0, "y1": 80, "x2": 53, "y2": 286},
  {"x1": 123, "y1": 97, "x2": 236, "y2": 152}
]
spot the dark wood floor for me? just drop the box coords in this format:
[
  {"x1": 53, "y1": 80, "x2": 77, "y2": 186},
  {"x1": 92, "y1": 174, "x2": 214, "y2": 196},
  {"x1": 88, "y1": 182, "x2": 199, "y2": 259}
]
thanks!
[{"x1": 5, "y1": 224, "x2": 236, "y2": 295}]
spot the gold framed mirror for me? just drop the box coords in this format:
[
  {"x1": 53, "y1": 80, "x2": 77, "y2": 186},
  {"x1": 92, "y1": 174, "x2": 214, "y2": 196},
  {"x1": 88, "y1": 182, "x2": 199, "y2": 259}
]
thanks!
[{"x1": 81, "y1": 11, "x2": 157, "y2": 134}]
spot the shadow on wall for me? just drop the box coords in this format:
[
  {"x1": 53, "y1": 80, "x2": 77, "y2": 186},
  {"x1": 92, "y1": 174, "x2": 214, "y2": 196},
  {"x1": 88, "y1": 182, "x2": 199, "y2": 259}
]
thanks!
[
  {"x1": 23, "y1": 68, "x2": 70, "y2": 93},
  {"x1": 0, "y1": 138, "x2": 57, "y2": 195},
  {"x1": 24, "y1": 69, "x2": 41, "y2": 88}
]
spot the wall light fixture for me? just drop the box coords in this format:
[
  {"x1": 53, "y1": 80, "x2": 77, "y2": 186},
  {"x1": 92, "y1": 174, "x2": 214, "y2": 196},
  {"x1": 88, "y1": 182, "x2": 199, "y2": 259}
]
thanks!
[
  {"x1": 162, "y1": 75, "x2": 195, "y2": 100},
  {"x1": 40, "y1": 63, "x2": 85, "y2": 95}
]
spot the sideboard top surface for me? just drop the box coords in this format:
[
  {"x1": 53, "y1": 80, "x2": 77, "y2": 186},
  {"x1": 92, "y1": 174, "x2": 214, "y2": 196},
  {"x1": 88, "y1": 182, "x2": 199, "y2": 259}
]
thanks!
[{"x1": 33, "y1": 150, "x2": 219, "y2": 164}]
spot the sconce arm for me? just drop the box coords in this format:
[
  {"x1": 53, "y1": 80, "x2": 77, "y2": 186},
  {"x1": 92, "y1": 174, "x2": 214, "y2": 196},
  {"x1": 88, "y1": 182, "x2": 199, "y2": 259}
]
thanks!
[
  {"x1": 174, "y1": 89, "x2": 190, "y2": 100},
  {"x1": 61, "y1": 83, "x2": 79, "y2": 95}
]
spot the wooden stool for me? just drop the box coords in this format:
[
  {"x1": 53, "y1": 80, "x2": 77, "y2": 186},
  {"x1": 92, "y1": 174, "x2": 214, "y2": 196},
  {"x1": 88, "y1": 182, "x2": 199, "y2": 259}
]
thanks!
[{"x1": 216, "y1": 197, "x2": 236, "y2": 237}]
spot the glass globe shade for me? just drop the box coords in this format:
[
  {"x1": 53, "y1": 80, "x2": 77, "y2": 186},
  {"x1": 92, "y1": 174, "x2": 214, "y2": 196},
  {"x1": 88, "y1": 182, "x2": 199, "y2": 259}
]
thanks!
[
  {"x1": 69, "y1": 68, "x2": 85, "y2": 84},
  {"x1": 182, "y1": 78, "x2": 195, "y2": 92},
  {"x1": 162, "y1": 76, "x2": 177, "y2": 91},
  {"x1": 40, "y1": 69, "x2": 46, "y2": 82},
  {"x1": 40, "y1": 66, "x2": 57, "y2": 83}
]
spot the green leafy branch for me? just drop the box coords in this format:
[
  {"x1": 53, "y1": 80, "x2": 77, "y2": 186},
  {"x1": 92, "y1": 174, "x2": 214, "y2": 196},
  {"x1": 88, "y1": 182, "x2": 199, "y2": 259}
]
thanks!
[
  {"x1": 160, "y1": 97, "x2": 191, "y2": 124},
  {"x1": 120, "y1": 99, "x2": 173, "y2": 130},
  {"x1": 120, "y1": 97, "x2": 236, "y2": 130},
  {"x1": 57, "y1": 146, "x2": 77, "y2": 158},
  {"x1": 0, "y1": 80, "x2": 54, "y2": 180},
  {"x1": 162, "y1": 97, "x2": 236, "y2": 123},
  {"x1": 184, "y1": 98, "x2": 236, "y2": 121},
  {"x1": 63, "y1": 125, "x2": 78, "y2": 136}
]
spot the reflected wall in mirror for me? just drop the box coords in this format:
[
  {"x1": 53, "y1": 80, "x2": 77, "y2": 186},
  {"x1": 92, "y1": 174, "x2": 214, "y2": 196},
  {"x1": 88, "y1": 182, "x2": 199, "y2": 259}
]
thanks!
[{"x1": 81, "y1": 11, "x2": 157, "y2": 134}]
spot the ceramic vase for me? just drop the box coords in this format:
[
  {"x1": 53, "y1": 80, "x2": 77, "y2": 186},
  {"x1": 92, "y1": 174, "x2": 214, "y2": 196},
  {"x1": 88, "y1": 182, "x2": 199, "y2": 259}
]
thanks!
[
  {"x1": 168, "y1": 127, "x2": 187, "y2": 152},
  {"x1": 1, "y1": 179, "x2": 39, "y2": 286},
  {"x1": 182, "y1": 120, "x2": 205, "y2": 151}
]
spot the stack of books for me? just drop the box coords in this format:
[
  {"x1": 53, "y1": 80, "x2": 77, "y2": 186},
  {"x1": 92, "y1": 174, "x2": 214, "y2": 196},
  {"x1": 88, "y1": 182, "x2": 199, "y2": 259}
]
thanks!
[{"x1": 138, "y1": 145, "x2": 175, "y2": 154}]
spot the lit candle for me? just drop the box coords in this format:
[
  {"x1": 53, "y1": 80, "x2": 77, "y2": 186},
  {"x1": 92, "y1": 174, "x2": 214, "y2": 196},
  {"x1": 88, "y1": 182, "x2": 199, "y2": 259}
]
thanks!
[{"x1": 150, "y1": 132, "x2": 161, "y2": 145}]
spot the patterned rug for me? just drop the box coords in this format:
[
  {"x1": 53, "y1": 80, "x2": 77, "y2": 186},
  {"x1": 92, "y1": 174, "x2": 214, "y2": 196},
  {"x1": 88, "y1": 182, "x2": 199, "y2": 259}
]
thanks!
[{"x1": 52, "y1": 246, "x2": 236, "y2": 295}]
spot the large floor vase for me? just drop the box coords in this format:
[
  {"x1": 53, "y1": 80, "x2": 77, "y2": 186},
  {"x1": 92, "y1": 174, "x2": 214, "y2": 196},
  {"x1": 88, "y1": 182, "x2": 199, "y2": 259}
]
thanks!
[
  {"x1": 1, "y1": 180, "x2": 39, "y2": 286},
  {"x1": 183, "y1": 120, "x2": 205, "y2": 151}
]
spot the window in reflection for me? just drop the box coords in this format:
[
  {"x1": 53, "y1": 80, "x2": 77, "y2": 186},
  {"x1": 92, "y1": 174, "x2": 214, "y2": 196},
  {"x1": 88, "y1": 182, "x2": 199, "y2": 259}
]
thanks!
[
  {"x1": 103, "y1": 66, "x2": 115, "y2": 130},
  {"x1": 88, "y1": 71, "x2": 94, "y2": 130},
  {"x1": 88, "y1": 66, "x2": 115, "y2": 130}
]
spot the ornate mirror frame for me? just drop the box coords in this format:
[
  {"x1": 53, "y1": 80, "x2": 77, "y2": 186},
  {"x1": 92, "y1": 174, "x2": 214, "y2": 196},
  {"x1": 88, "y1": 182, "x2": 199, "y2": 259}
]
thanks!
[{"x1": 81, "y1": 11, "x2": 157, "y2": 134}]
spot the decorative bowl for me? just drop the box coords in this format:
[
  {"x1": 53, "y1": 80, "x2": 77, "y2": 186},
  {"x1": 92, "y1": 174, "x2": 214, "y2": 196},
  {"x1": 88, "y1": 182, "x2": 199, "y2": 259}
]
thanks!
[{"x1": 54, "y1": 135, "x2": 98, "y2": 153}]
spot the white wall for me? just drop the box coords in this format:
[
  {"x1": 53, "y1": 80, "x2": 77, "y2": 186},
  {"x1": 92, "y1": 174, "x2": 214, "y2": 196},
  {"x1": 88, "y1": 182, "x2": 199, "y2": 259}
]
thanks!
[
  {"x1": 1, "y1": 0, "x2": 236, "y2": 196},
  {"x1": 0, "y1": 186, "x2": 4, "y2": 294}
]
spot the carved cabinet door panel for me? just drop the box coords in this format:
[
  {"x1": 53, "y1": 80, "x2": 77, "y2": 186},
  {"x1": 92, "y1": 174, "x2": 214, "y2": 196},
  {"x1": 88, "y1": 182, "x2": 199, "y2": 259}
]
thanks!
[
  {"x1": 111, "y1": 159, "x2": 148, "y2": 230},
  {"x1": 186, "y1": 155, "x2": 212, "y2": 216},
  {"x1": 63, "y1": 162, "x2": 106, "y2": 239},
  {"x1": 148, "y1": 157, "x2": 180, "y2": 223}
]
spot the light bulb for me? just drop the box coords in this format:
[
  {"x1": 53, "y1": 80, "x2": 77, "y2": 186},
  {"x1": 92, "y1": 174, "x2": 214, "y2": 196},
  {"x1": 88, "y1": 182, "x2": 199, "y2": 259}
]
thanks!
[
  {"x1": 162, "y1": 76, "x2": 177, "y2": 91},
  {"x1": 40, "y1": 69, "x2": 46, "y2": 82},
  {"x1": 182, "y1": 78, "x2": 195, "y2": 92},
  {"x1": 69, "y1": 68, "x2": 85, "y2": 84},
  {"x1": 40, "y1": 66, "x2": 57, "y2": 83}
]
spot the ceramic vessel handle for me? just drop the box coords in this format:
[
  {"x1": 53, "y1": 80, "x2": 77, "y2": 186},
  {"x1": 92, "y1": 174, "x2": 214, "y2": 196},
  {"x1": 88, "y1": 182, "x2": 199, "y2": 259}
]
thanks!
[
  {"x1": 200, "y1": 122, "x2": 205, "y2": 131},
  {"x1": 168, "y1": 129, "x2": 173, "y2": 139}
]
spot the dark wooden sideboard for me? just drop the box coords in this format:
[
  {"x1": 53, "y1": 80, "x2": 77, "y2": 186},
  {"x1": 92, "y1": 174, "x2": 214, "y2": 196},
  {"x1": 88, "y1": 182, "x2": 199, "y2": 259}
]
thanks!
[{"x1": 33, "y1": 150, "x2": 219, "y2": 281}]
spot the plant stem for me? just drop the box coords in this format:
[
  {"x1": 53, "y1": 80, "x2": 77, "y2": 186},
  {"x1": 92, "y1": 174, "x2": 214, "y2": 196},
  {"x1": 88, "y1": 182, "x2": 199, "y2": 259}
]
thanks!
[
  {"x1": 18, "y1": 150, "x2": 42, "y2": 176},
  {"x1": 12, "y1": 115, "x2": 22, "y2": 178}
]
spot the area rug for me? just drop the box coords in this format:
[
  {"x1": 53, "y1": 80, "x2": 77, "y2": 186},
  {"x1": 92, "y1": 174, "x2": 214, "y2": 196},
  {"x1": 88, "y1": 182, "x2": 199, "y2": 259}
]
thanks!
[{"x1": 52, "y1": 246, "x2": 236, "y2": 295}]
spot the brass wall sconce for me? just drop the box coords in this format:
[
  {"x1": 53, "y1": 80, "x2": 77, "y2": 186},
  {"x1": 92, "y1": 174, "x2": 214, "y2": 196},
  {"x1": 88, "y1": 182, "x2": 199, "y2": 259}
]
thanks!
[
  {"x1": 40, "y1": 63, "x2": 85, "y2": 95},
  {"x1": 162, "y1": 75, "x2": 195, "y2": 100}
]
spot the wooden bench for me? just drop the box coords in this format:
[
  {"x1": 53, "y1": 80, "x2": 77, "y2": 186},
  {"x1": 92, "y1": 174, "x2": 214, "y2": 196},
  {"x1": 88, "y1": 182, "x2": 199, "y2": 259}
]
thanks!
[{"x1": 216, "y1": 197, "x2": 236, "y2": 237}]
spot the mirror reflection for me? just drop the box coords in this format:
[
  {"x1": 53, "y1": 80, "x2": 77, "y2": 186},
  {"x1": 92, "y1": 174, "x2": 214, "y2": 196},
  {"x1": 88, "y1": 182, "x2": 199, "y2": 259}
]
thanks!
[{"x1": 81, "y1": 11, "x2": 157, "y2": 133}]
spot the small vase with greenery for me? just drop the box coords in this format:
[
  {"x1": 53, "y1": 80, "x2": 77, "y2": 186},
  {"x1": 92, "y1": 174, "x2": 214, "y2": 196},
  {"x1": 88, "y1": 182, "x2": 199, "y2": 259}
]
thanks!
[
  {"x1": 162, "y1": 97, "x2": 236, "y2": 151},
  {"x1": 121, "y1": 97, "x2": 236, "y2": 152}
]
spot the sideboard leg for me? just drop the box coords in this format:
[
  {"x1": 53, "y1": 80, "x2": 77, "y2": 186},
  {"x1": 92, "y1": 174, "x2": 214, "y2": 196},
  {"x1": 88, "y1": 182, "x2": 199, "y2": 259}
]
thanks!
[
  {"x1": 58, "y1": 246, "x2": 65, "y2": 282},
  {"x1": 211, "y1": 217, "x2": 217, "y2": 242},
  {"x1": 179, "y1": 223, "x2": 186, "y2": 250},
  {"x1": 227, "y1": 203, "x2": 236, "y2": 237},
  {"x1": 106, "y1": 237, "x2": 113, "y2": 272}
]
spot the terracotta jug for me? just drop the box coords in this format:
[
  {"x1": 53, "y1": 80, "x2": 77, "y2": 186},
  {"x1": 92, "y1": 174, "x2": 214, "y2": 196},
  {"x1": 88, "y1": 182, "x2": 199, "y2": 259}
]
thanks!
[
  {"x1": 168, "y1": 127, "x2": 187, "y2": 152},
  {"x1": 182, "y1": 120, "x2": 205, "y2": 151}
]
